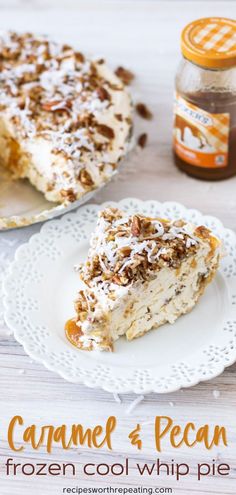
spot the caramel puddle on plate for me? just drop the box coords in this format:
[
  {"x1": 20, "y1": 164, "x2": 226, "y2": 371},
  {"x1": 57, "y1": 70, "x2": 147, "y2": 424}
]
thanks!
[{"x1": 65, "y1": 319, "x2": 83, "y2": 348}]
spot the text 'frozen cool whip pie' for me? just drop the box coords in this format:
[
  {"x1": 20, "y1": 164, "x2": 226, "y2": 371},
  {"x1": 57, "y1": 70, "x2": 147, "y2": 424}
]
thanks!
[{"x1": 65, "y1": 208, "x2": 221, "y2": 351}]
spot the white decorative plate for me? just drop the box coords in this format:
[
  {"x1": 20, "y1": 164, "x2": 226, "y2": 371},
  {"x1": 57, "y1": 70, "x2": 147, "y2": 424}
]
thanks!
[{"x1": 3, "y1": 198, "x2": 236, "y2": 394}]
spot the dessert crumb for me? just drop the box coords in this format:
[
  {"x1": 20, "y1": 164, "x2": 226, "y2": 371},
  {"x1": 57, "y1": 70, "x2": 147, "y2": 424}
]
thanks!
[
  {"x1": 135, "y1": 103, "x2": 153, "y2": 120},
  {"x1": 126, "y1": 395, "x2": 145, "y2": 415},
  {"x1": 137, "y1": 133, "x2": 148, "y2": 148},
  {"x1": 113, "y1": 393, "x2": 122, "y2": 404},
  {"x1": 213, "y1": 389, "x2": 220, "y2": 399},
  {"x1": 115, "y1": 66, "x2": 135, "y2": 85}
]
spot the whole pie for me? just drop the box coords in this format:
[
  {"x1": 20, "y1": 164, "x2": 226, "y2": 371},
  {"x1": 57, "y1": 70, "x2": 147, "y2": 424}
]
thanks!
[
  {"x1": 0, "y1": 31, "x2": 132, "y2": 203},
  {"x1": 65, "y1": 207, "x2": 221, "y2": 351}
]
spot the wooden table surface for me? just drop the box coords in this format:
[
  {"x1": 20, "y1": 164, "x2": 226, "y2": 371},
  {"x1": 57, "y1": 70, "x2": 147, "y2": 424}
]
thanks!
[{"x1": 0, "y1": 1, "x2": 236, "y2": 494}]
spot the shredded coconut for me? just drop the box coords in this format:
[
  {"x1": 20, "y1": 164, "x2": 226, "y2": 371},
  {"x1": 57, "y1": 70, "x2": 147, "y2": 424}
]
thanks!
[
  {"x1": 113, "y1": 393, "x2": 122, "y2": 404},
  {"x1": 125, "y1": 395, "x2": 145, "y2": 415},
  {"x1": 0, "y1": 31, "x2": 132, "y2": 203}
]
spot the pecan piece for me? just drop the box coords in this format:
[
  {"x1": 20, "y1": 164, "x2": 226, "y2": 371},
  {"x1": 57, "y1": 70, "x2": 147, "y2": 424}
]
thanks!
[
  {"x1": 115, "y1": 66, "x2": 135, "y2": 85},
  {"x1": 119, "y1": 246, "x2": 132, "y2": 257},
  {"x1": 75, "y1": 51, "x2": 85, "y2": 63},
  {"x1": 28, "y1": 84, "x2": 43, "y2": 101},
  {"x1": 62, "y1": 43, "x2": 73, "y2": 52},
  {"x1": 135, "y1": 103, "x2": 153, "y2": 120},
  {"x1": 79, "y1": 169, "x2": 94, "y2": 187},
  {"x1": 60, "y1": 188, "x2": 77, "y2": 202},
  {"x1": 42, "y1": 99, "x2": 72, "y2": 112},
  {"x1": 112, "y1": 274, "x2": 129, "y2": 285},
  {"x1": 131, "y1": 215, "x2": 141, "y2": 237},
  {"x1": 97, "y1": 124, "x2": 115, "y2": 140},
  {"x1": 96, "y1": 87, "x2": 111, "y2": 101},
  {"x1": 195, "y1": 226, "x2": 211, "y2": 239},
  {"x1": 115, "y1": 113, "x2": 123, "y2": 122},
  {"x1": 137, "y1": 133, "x2": 148, "y2": 148},
  {"x1": 112, "y1": 274, "x2": 122, "y2": 285}
]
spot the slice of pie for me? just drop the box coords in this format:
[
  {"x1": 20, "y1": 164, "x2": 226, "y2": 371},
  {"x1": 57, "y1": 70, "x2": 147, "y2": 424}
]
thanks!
[
  {"x1": 65, "y1": 207, "x2": 221, "y2": 351},
  {"x1": 0, "y1": 32, "x2": 132, "y2": 204}
]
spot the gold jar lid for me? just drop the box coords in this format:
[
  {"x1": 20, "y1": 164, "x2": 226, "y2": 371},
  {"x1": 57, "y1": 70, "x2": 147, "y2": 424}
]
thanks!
[{"x1": 181, "y1": 17, "x2": 236, "y2": 69}]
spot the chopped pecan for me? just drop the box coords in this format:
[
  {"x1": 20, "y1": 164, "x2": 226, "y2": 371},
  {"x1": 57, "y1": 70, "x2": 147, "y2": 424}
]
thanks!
[
  {"x1": 90, "y1": 63, "x2": 98, "y2": 76},
  {"x1": 112, "y1": 274, "x2": 122, "y2": 285},
  {"x1": 101, "y1": 207, "x2": 120, "y2": 222},
  {"x1": 62, "y1": 43, "x2": 73, "y2": 52},
  {"x1": 115, "y1": 66, "x2": 135, "y2": 85},
  {"x1": 60, "y1": 188, "x2": 77, "y2": 202},
  {"x1": 135, "y1": 103, "x2": 153, "y2": 120},
  {"x1": 119, "y1": 246, "x2": 132, "y2": 257},
  {"x1": 137, "y1": 133, "x2": 148, "y2": 148},
  {"x1": 96, "y1": 87, "x2": 111, "y2": 101},
  {"x1": 112, "y1": 274, "x2": 129, "y2": 285},
  {"x1": 28, "y1": 84, "x2": 43, "y2": 101},
  {"x1": 115, "y1": 113, "x2": 123, "y2": 122},
  {"x1": 36, "y1": 63, "x2": 46, "y2": 74},
  {"x1": 18, "y1": 96, "x2": 26, "y2": 110},
  {"x1": 75, "y1": 51, "x2": 85, "y2": 63},
  {"x1": 46, "y1": 182, "x2": 55, "y2": 192},
  {"x1": 131, "y1": 215, "x2": 141, "y2": 237},
  {"x1": 2, "y1": 47, "x2": 20, "y2": 60},
  {"x1": 97, "y1": 124, "x2": 115, "y2": 140},
  {"x1": 42, "y1": 99, "x2": 72, "y2": 112},
  {"x1": 116, "y1": 231, "x2": 127, "y2": 238},
  {"x1": 195, "y1": 226, "x2": 211, "y2": 239},
  {"x1": 79, "y1": 169, "x2": 94, "y2": 187}
]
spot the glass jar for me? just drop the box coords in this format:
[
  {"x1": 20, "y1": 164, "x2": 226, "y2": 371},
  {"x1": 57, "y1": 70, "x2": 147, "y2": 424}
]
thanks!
[{"x1": 173, "y1": 17, "x2": 236, "y2": 180}]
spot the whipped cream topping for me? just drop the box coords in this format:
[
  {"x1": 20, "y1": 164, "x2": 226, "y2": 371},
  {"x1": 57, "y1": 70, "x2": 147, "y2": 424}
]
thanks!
[
  {"x1": 79, "y1": 207, "x2": 211, "y2": 294},
  {"x1": 0, "y1": 31, "x2": 132, "y2": 202},
  {"x1": 79, "y1": 208, "x2": 208, "y2": 285}
]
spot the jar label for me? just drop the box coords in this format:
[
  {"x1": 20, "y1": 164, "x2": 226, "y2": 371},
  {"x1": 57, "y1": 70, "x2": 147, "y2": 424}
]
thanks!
[{"x1": 173, "y1": 92, "x2": 230, "y2": 168}]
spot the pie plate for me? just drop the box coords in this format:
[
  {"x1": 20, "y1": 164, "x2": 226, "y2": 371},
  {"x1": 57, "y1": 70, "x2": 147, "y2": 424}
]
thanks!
[
  {"x1": 3, "y1": 198, "x2": 236, "y2": 394},
  {"x1": 0, "y1": 164, "x2": 117, "y2": 231}
]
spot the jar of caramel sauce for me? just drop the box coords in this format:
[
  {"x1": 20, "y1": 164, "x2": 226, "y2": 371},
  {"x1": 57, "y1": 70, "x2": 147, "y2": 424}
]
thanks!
[{"x1": 173, "y1": 17, "x2": 236, "y2": 180}]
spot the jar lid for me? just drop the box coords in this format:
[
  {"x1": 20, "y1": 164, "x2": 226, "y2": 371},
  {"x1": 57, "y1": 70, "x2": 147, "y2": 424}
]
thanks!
[{"x1": 181, "y1": 17, "x2": 236, "y2": 69}]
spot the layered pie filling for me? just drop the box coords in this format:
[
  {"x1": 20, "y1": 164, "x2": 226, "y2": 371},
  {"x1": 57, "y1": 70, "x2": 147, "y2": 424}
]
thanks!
[
  {"x1": 0, "y1": 31, "x2": 132, "y2": 203},
  {"x1": 65, "y1": 207, "x2": 221, "y2": 351}
]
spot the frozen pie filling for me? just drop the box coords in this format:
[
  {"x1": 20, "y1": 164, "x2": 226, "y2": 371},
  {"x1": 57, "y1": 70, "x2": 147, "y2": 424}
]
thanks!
[
  {"x1": 0, "y1": 31, "x2": 132, "y2": 203},
  {"x1": 65, "y1": 208, "x2": 221, "y2": 351}
]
